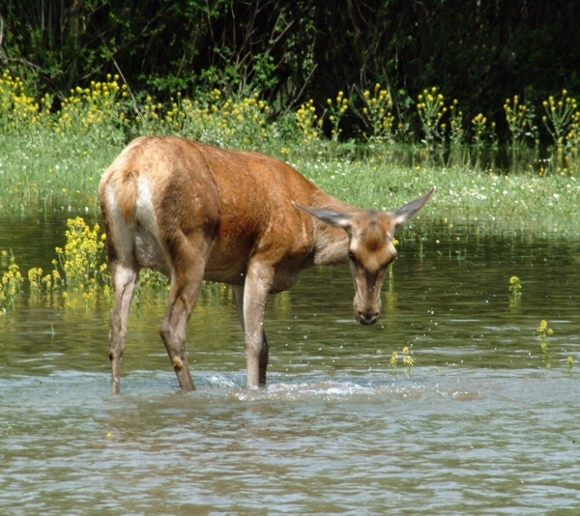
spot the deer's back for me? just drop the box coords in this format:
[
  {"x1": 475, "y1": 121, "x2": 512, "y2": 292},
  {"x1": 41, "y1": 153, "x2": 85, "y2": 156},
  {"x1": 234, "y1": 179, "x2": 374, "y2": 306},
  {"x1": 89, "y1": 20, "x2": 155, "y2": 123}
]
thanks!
[{"x1": 99, "y1": 136, "x2": 320, "y2": 283}]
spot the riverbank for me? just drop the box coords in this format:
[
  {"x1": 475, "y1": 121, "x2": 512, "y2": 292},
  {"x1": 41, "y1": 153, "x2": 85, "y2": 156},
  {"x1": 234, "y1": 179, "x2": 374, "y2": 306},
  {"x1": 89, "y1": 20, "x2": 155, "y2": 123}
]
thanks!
[{"x1": 1, "y1": 131, "x2": 579, "y2": 236}]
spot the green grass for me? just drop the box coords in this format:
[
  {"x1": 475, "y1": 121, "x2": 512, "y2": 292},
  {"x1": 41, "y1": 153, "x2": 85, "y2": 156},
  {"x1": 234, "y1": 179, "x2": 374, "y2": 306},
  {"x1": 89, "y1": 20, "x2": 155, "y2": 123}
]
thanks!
[
  {"x1": 277, "y1": 147, "x2": 580, "y2": 235},
  {"x1": 0, "y1": 69, "x2": 579, "y2": 235},
  {"x1": 2, "y1": 130, "x2": 580, "y2": 236},
  {"x1": 0, "y1": 132, "x2": 119, "y2": 215}
]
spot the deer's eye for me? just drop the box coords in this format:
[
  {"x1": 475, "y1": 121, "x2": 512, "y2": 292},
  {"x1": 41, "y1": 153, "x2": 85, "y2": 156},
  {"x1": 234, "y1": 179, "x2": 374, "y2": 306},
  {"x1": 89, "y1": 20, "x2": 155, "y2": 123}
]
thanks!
[{"x1": 347, "y1": 250, "x2": 356, "y2": 261}]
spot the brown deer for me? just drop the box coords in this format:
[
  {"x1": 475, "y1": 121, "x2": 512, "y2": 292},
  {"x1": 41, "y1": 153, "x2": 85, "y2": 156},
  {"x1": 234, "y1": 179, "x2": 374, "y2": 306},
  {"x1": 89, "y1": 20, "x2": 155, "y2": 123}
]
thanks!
[{"x1": 99, "y1": 136, "x2": 434, "y2": 393}]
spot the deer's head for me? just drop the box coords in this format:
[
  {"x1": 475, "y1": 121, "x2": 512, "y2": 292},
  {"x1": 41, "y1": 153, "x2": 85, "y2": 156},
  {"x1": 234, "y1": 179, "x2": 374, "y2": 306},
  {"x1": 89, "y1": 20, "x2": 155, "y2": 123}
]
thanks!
[{"x1": 295, "y1": 187, "x2": 434, "y2": 325}]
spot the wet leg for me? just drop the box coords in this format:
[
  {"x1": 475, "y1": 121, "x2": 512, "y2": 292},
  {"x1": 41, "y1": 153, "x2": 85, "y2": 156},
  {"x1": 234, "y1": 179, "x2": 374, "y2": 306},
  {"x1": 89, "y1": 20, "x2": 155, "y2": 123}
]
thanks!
[
  {"x1": 241, "y1": 264, "x2": 272, "y2": 388},
  {"x1": 159, "y1": 237, "x2": 209, "y2": 391},
  {"x1": 232, "y1": 285, "x2": 269, "y2": 386},
  {"x1": 109, "y1": 260, "x2": 139, "y2": 394}
]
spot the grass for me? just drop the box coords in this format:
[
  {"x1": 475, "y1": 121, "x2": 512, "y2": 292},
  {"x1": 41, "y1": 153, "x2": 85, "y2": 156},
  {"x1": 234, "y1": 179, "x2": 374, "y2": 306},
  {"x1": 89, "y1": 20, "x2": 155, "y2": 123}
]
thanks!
[
  {"x1": 293, "y1": 155, "x2": 580, "y2": 235},
  {"x1": 0, "y1": 131, "x2": 119, "y2": 215},
  {"x1": 2, "y1": 130, "x2": 580, "y2": 235},
  {"x1": 1, "y1": 70, "x2": 580, "y2": 235}
]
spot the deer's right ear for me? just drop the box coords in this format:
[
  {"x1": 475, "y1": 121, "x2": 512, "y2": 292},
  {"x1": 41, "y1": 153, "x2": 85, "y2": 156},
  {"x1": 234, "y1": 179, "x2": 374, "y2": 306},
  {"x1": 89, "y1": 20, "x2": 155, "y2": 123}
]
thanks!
[{"x1": 292, "y1": 201, "x2": 352, "y2": 229}]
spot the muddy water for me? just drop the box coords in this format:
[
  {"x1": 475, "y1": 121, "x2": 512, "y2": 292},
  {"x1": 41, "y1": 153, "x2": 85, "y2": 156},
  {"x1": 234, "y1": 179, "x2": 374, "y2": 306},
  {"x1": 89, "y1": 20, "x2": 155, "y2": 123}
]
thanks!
[{"x1": 1, "y1": 216, "x2": 580, "y2": 514}]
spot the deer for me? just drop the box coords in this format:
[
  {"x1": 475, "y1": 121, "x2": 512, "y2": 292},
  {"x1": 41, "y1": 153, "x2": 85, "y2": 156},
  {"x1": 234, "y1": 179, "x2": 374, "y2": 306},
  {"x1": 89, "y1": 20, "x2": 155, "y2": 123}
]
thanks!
[{"x1": 98, "y1": 135, "x2": 434, "y2": 393}]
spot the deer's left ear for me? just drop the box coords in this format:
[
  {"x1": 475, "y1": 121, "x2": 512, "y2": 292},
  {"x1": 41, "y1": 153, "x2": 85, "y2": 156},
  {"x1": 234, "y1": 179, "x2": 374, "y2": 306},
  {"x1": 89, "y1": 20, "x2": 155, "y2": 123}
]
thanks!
[
  {"x1": 392, "y1": 186, "x2": 435, "y2": 228},
  {"x1": 292, "y1": 202, "x2": 352, "y2": 229}
]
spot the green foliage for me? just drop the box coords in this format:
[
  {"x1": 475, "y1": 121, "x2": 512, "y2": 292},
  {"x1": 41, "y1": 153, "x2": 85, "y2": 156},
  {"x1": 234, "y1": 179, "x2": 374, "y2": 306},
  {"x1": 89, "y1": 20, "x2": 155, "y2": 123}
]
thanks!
[
  {"x1": 53, "y1": 217, "x2": 107, "y2": 310},
  {"x1": 325, "y1": 91, "x2": 349, "y2": 142},
  {"x1": 448, "y1": 100, "x2": 466, "y2": 147},
  {"x1": 2, "y1": 68, "x2": 580, "y2": 229},
  {"x1": 294, "y1": 98, "x2": 323, "y2": 145},
  {"x1": 471, "y1": 113, "x2": 490, "y2": 148},
  {"x1": 55, "y1": 76, "x2": 128, "y2": 144},
  {"x1": 0, "y1": 70, "x2": 51, "y2": 132},
  {"x1": 508, "y1": 275, "x2": 522, "y2": 310},
  {"x1": 2, "y1": 0, "x2": 579, "y2": 145},
  {"x1": 508, "y1": 276, "x2": 522, "y2": 297},
  {"x1": 55, "y1": 218, "x2": 107, "y2": 288}
]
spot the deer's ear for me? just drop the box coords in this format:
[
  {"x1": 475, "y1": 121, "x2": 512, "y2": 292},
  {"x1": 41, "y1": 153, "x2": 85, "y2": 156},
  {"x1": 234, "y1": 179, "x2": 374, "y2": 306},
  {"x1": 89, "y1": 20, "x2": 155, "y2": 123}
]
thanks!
[
  {"x1": 292, "y1": 202, "x2": 352, "y2": 229},
  {"x1": 392, "y1": 186, "x2": 435, "y2": 227}
]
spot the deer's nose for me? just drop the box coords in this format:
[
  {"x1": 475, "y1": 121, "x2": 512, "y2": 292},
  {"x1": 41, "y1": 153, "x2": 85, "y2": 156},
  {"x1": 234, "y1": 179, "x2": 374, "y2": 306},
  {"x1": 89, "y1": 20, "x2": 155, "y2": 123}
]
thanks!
[{"x1": 358, "y1": 311, "x2": 379, "y2": 326}]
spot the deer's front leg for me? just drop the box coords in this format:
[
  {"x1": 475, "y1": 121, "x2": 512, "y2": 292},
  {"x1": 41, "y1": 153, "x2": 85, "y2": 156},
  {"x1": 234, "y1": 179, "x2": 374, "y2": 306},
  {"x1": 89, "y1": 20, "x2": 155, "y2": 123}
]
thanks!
[
  {"x1": 242, "y1": 264, "x2": 273, "y2": 388},
  {"x1": 232, "y1": 285, "x2": 270, "y2": 386}
]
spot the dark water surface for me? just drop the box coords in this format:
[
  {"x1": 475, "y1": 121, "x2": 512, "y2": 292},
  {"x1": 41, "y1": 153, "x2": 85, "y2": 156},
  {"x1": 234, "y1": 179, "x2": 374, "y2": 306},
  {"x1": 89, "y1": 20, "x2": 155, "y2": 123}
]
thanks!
[{"x1": 1, "y1": 215, "x2": 580, "y2": 514}]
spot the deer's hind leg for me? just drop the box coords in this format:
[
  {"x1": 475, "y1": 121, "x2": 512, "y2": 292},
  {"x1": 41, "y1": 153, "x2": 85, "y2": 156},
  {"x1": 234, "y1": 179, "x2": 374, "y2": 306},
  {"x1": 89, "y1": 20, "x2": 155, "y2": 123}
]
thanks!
[
  {"x1": 108, "y1": 257, "x2": 140, "y2": 394},
  {"x1": 159, "y1": 234, "x2": 211, "y2": 391}
]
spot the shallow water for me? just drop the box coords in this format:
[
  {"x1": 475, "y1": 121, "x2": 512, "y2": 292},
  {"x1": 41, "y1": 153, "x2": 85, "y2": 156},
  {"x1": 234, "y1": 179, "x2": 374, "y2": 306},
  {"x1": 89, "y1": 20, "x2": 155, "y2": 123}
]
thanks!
[{"x1": 1, "y1": 216, "x2": 580, "y2": 514}]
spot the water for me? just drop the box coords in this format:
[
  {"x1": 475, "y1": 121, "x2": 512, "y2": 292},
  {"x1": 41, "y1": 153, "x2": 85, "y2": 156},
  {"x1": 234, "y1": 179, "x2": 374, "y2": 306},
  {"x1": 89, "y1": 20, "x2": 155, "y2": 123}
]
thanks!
[{"x1": 1, "y1": 215, "x2": 580, "y2": 514}]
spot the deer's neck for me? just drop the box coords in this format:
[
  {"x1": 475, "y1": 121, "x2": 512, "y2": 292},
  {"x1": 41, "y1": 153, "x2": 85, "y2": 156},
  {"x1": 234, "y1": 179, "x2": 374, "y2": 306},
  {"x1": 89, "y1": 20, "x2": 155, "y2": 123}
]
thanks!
[
  {"x1": 309, "y1": 193, "x2": 353, "y2": 266},
  {"x1": 311, "y1": 224, "x2": 349, "y2": 266}
]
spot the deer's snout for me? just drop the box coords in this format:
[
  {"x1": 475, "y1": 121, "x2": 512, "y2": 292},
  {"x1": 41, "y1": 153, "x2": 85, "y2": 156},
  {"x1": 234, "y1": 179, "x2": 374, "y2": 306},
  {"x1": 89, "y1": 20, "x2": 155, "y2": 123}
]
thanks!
[{"x1": 356, "y1": 310, "x2": 380, "y2": 326}]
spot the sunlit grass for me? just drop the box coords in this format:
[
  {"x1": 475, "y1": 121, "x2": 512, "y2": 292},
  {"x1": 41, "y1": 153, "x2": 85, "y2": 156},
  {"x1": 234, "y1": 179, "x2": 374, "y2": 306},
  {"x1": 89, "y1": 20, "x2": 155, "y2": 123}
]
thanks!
[
  {"x1": 291, "y1": 155, "x2": 580, "y2": 234},
  {"x1": 0, "y1": 68, "x2": 580, "y2": 233}
]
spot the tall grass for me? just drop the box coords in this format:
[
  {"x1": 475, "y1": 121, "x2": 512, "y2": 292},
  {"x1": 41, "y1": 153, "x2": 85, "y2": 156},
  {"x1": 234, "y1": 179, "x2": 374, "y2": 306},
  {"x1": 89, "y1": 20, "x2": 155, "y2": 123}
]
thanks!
[{"x1": 1, "y1": 70, "x2": 580, "y2": 233}]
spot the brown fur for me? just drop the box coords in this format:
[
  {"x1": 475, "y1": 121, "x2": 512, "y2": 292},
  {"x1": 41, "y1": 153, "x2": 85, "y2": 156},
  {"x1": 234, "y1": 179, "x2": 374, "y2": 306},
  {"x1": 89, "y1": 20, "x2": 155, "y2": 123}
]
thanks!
[
  {"x1": 98, "y1": 139, "x2": 141, "y2": 220},
  {"x1": 99, "y1": 135, "x2": 434, "y2": 393}
]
